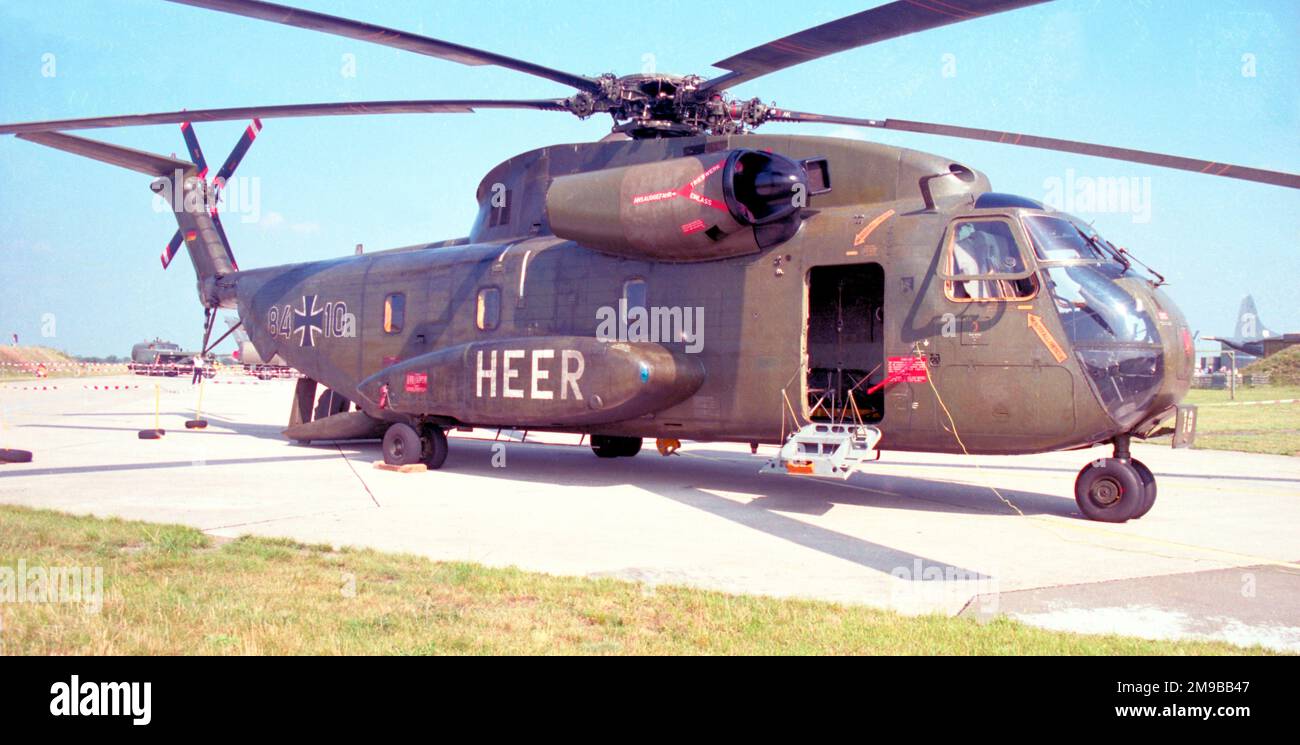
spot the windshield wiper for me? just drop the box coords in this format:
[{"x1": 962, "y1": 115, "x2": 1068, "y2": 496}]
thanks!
[
  {"x1": 1112, "y1": 243, "x2": 1166, "y2": 286},
  {"x1": 1073, "y1": 225, "x2": 1127, "y2": 267}
]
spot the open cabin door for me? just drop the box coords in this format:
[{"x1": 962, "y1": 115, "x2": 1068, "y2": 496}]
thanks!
[{"x1": 805, "y1": 264, "x2": 885, "y2": 423}]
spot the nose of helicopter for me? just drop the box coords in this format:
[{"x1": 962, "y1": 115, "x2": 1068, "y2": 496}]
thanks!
[
  {"x1": 1151, "y1": 289, "x2": 1196, "y2": 411},
  {"x1": 1049, "y1": 263, "x2": 1193, "y2": 434},
  {"x1": 1119, "y1": 282, "x2": 1195, "y2": 432}
]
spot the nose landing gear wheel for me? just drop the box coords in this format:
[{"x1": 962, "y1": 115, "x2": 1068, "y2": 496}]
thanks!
[
  {"x1": 1074, "y1": 458, "x2": 1145, "y2": 522},
  {"x1": 1130, "y1": 458, "x2": 1157, "y2": 519}
]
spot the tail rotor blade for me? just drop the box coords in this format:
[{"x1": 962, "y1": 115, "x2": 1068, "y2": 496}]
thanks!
[
  {"x1": 179, "y1": 121, "x2": 208, "y2": 179},
  {"x1": 161, "y1": 229, "x2": 184, "y2": 269},
  {"x1": 205, "y1": 119, "x2": 261, "y2": 273},
  {"x1": 209, "y1": 209, "x2": 239, "y2": 271},
  {"x1": 213, "y1": 118, "x2": 262, "y2": 185}
]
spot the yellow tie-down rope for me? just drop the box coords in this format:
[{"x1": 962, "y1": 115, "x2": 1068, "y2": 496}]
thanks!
[{"x1": 914, "y1": 348, "x2": 1300, "y2": 573}]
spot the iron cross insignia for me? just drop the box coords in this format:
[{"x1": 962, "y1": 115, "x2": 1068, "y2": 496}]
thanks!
[{"x1": 292, "y1": 294, "x2": 325, "y2": 348}]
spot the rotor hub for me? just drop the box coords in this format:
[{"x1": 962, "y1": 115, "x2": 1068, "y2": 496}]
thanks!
[{"x1": 564, "y1": 73, "x2": 774, "y2": 138}]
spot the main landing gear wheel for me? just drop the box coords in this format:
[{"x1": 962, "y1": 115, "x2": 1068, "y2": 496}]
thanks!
[
  {"x1": 1074, "y1": 458, "x2": 1145, "y2": 522},
  {"x1": 421, "y1": 425, "x2": 449, "y2": 469},
  {"x1": 382, "y1": 422, "x2": 423, "y2": 467},
  {"x1": 591, "y1": 435, "x2": 642, "y2": 458}
]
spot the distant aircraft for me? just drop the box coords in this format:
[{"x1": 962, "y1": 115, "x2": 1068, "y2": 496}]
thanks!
[
  {"x1": 225, "y1": 316, "x2": 292, "y2": 378},
  {"x1": 1203, "y1": 295, "x2": 1283, "y2": 365},
  {"x1": 128, "y1": 338, "x2": 204, "y2": 377}
]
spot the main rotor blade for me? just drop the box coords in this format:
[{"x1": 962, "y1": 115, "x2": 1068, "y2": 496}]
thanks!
[
  {"x1": 14, "y1": 131, "x2": 195, "y2": 176},
  {"x1": 164, "y1": 0, "x2": 600, "y2": 92},
  {"x1": 0, "y1": 99, "x2": 569, "y2": 135},
  {"x1": 702, "y1": 0, "x2": 1049, "y2": 92},
  {"x1": 770, "y1": 110, "x2": 1300, "y2": 189}
]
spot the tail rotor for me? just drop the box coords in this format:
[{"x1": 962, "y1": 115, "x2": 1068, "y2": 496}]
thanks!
[{"x1": 160, "y1": 119, "x2": 261, "y2": 271}]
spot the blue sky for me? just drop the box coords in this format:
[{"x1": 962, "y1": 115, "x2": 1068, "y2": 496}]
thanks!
[{"x1": 1, "y1": 0, "x2": 1297, "y2": 356}]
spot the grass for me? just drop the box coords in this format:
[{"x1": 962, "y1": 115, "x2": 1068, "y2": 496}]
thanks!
[
  {"x1": 1151, "y1": 385, "x2": 1300, "y2": 456},
  {"x1": 0, "y1": 505, "x2": 1273, "y2": 655},
  {"x1": 1242, "y1": 345, "x2": 1300, "y2": 386},
  {"x1": 0, "y1": 345, "x2": 125, "y2": 380}
]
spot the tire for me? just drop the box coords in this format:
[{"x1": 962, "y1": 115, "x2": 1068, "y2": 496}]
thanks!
[
  {"x1": 0, "y1": 448, "x2": 33, "y2": 464},
  {"x1": 382, "y1": 422, "x2": 423, "y2": 466},
  {"x1": 1074, "y1": 458, "x2": 1144, "y2": 523},
  {"x1": 591, "y1": 435, "x2": 641, "y2": 458},
  {"x1": 1130, "y1": 459, "x2": 1158, "y2": 519},
  {"x1": 422, "y1": 425, "x2": 449, "y2": 469},
  {"x1": 591, "y1": 435, "x2": 621, "y2": 458}
]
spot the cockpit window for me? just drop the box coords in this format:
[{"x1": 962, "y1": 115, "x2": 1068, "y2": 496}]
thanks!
[
  {"x1": 1023, "y1": 215, "x2": 1105, "y2": 261},
  {"x1": 1023, "y1": 214, "x2": 1131, "y2": 272},
  {"x1": 945, "y1": 218, "x2": 1036, "y2": 301}
]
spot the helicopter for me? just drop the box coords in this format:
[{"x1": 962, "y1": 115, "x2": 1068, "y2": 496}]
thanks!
[{"x1": 3, "y1": 0, "x2": 1298, "y2": 523}]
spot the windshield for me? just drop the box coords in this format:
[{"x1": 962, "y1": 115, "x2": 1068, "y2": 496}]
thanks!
[
  {"x1": 1023, "y1": 214, "x2": 1112, "y2": 262},
  {"x1": 1023, "y1": 213, "x2": 1136, "y2": 269},
  {"x1": 1042, "y1": 265, "x2": 1158, "y2": 345},
  {"x1": 1024, "y1": 215, "x2": 1102, "y2": 261},
  {"x1": 1042, "y1": 264, "x2": 1164, "y2": 429}
]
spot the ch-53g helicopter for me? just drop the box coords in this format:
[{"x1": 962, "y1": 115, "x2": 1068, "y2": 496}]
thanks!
[{"x1": 4, "y1": 0, "x2": 1298, "y2": 522}]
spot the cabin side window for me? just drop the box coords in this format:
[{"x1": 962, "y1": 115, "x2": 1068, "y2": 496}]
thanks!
[
  {"x1": 383, "y1": 293, "x2": 405, "y2": 334},
  {"x1": 944, "y1": 218, "x2": 1037, "y2": 301},
  {"x1": 623, "y1": 278, "x2": 647, "y2": 311},
  {"x1": 476, "y1": 287, "x2": 501, "y2": 331}
]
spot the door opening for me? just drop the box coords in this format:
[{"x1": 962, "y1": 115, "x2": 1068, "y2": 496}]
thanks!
[{"x1": 806, "y1": 264, "x2": 885, "y2": 423}]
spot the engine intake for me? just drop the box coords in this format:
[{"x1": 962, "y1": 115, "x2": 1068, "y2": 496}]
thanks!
[{"x1": 546, "y1": 148, "x2": 824, "y2": 262}]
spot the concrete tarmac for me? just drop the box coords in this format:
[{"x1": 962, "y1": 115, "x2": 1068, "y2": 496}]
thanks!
[{"x1": 2, "y1": 374, "x2": 1298, "y2": 651}]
